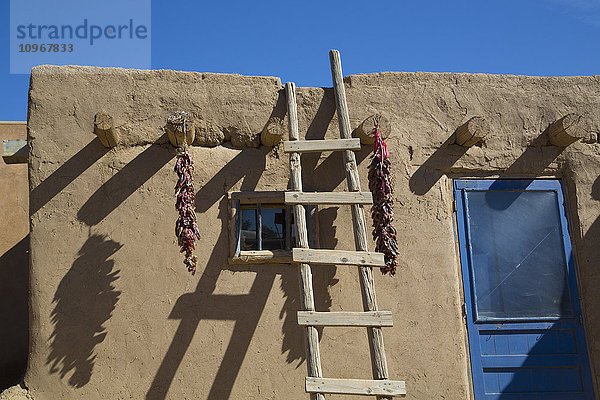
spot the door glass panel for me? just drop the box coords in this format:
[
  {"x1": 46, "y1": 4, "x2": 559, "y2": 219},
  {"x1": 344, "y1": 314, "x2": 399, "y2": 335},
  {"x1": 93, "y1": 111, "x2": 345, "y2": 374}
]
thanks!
[{"x1": 465, "y1": 190, "x2": 573, "y2": 320}]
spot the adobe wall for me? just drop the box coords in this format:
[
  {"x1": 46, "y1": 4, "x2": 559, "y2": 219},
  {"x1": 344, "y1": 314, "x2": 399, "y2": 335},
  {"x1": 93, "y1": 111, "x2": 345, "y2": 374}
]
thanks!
[
  {"x1": 24, "y1": 65, "x2": 600, "y2": 399},
  {"x1": 0, "y1": 122, "x2": 29, "y2": 392}
]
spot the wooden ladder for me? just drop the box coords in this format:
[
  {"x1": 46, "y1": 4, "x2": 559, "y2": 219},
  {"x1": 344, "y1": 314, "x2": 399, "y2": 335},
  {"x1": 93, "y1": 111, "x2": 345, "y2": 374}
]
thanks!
[{"x1": 283, "y1": 50, "x2": 406, "y2": 399}]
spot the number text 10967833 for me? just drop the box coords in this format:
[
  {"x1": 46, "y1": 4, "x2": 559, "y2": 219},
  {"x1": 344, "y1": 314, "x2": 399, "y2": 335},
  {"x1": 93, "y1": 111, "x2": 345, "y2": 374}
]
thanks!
[{"x1": 18, "y1": 43, "x2": 73, "y2": 52}]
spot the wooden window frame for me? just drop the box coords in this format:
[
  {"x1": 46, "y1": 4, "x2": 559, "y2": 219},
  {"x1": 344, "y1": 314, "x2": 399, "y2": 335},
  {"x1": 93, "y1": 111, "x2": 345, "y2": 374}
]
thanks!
[{"x1": 228, "y1": 191, "x2": 318, "y2": 264}]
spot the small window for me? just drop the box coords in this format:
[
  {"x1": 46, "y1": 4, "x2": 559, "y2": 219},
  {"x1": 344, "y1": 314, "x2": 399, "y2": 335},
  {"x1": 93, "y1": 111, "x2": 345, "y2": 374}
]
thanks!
[
  {"x1": 239, "y1": 205, "x2": 295, "y2": 251},
  {"x1": 228, "y1": 191, "x2": 317, "y2": 264}
]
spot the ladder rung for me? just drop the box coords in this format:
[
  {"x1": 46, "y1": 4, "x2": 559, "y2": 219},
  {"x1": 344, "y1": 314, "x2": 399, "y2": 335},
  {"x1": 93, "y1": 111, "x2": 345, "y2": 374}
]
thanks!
[
  {"x1": 298, "y1": 311, "x2": 393, "y2": 327},
  {"x1": 283, "y1": 138, "x2": 361, "y2": 153},
  {"x1": 285, "y1": 191, "x2": 372, "y2": 205},
  {"x1": 292, "y1": 248, "x2": 385, "y2": 267},
  {"x1": 305, "y1": 377, "x2": 406, "y2": 396}
]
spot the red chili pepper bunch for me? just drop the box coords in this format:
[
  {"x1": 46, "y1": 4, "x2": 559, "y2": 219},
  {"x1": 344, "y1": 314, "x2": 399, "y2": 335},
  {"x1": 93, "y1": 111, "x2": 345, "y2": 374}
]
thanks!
[
  {"x1": 368, "y1": 125, "x2": 399, "y2": 276},
  {"x1": 175, "y1": 151, "x2": 199, "y2": 275}
]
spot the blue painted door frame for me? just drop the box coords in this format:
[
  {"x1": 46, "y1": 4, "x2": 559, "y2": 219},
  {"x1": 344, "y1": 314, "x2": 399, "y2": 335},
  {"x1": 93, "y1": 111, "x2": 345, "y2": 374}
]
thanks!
[{"x1": 454, "y1": 179, "x2": 596, "y2": 400}]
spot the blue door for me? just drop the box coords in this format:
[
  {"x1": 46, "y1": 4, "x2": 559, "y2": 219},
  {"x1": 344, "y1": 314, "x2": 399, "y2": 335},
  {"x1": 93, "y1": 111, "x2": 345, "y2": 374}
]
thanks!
[{"x1": 454, "y1": 179, "x2": 596, "y2": 400}]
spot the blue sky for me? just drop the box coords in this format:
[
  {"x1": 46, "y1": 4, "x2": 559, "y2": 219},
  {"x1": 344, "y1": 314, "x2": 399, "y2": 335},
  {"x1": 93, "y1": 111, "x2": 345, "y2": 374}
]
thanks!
[{"x1": 2, "y1": 0, "x2": 600, "y2": 121}]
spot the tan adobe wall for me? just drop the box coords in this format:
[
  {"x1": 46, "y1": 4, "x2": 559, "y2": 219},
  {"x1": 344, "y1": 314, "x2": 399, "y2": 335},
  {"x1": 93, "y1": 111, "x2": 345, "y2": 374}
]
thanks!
[
  {"x1": 25, "y1": 65, "x2": 600, "y2": 399},
  {"x1": 0, "y1": 122, "x2": 29, "y2": 392}
]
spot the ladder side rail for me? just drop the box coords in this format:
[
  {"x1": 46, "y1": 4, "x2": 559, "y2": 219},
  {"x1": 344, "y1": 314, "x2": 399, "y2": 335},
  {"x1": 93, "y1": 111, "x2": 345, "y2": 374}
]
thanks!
[
  {"x1": 286, "y1": 82, "x2": 325, "y2": 400},
  {"x1": 329, "y1": 50, "x2": 391, "y2": 398}
]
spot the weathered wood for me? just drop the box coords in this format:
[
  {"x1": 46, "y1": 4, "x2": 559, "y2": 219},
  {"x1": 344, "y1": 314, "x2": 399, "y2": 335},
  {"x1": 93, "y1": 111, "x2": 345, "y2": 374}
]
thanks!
[
  {"x1": 298, "y1": 311, "x2": 393, "y2": 327},
  {"x1": 454, "y1": 116, "x2": 489, "y2": 147},
  {"x1": 330, "y1": 50, "x2": 354, "y2": 142},
  {"x1": 330, "y1": 49, "x2": 391, "y2": 396},
  {"x1": 230, "y1": 199, "x2": 240, "y2": 257},
  {"x1": 2, "y1": 139, "x2": 27, "y2": 164},
  {"x1": 228, "y1": 250, "x2": 292, "y2": 265},
  {"x1": 286, "y1": 205, "x2": 292, "y2": 250},
  {"x1": 94, "y1": 112, "x2": 120, "y2": 148},
  {"x1": 547, "y1": 113, "x2": 586, "y2": 147},
  {"x1": 306, "y1": 378, "x2": 406, "y2": 396},
  {"x1": 283, "y1": 138, "x2": 361, "y2": 153},
  {"x1": 292, "y1": 248, "x2": 385, "y2": 267},
  {"x1": 285, "y1": 191, "x2": 373, "y2": 205},
  {"x1": 166, "y1": 111, "x2": 195, "y2": 147},
  {"x1": 286, "y1": 81, "x2": 324, "y2": 400},
  {"x1": 287, "y1": 83, "x2": 303, "y2": 192},
  {"x1": 354, "y1": 114, "x2": 391, "y2": 145},
  {"x1": 229, "y1": 191, "x2": 286, "y2": 204}
]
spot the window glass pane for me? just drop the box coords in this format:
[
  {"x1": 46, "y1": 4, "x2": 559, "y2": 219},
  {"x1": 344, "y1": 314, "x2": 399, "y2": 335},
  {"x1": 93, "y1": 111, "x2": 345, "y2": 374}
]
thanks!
[
  {"x1": 466, "y1": 190, "x2": 573, "y2": 319},
  {"x1": 240, "y1": 208, "x2": 257, "y2": 251},
  {"x1": 261, "y1": 207, "x2": 286, "y2": 250},
  {"x1": 238, "y1": 204, "x2": 299, "y2": 252},
  {"x1": 290, "y1": 207, "x2": 296, "y2": 247}
]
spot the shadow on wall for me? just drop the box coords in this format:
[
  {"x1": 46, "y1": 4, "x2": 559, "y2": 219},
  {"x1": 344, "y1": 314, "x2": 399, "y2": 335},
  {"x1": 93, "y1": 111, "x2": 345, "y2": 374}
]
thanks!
[
  {"x1": 0, "y1": 235, "x2": 29, "y2": 391},
  {"x1": 409, "y1": 131, "x2": 567, "y2": 196},
  {"x1": 29, "y1": 135, "x2": 170, "y2": 388},
  {"x1": 147, "y1": 149, "x2": 276, "y2": 400},
  {"x1": 502, "y1": 134, "x2": 565, "y2": 176},
  {"x1": 30, "y1": 140, "x2": 108, "y2": 216},
  {"x1": 77, "y1": 138, "x2": 175, "y2": 226},
  {"x1": 148, "y1": 199, "x2": 281, "y2": 400},
  {"x1": 409, "y1": 133, "x2": 468, "y2": 195},
  {"x1": 571, "y1": 175, "x2": 600, "y2": 393},
  {"x1": 279, "y1": 206, "x2": 339, "y2": 366},
  {"x1": 592, "y1": 174, "x2": 600, "y2": 201},
  {"x1": 301, "y1": 86, "x2": 371, "y2": 191},
  {"x1": 148, "y1": 87, "x2": 358, "y2": 399},
  {"x1": 46, "y1": 234, "x2": 122, "y2": 388},
  {"x1": 33, "y1": 87, "x2": 360, "y2": 397}
]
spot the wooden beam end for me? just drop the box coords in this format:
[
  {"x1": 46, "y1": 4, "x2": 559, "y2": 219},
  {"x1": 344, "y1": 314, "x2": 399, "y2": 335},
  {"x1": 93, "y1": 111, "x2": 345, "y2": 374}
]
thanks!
[
  {"x1": 94, "y1": 112, "x2": 120, "y2": 148},
  {"x1": 166, "y1": 111, "x2": 195, "y2": 148},
  {"x1": 547, "y1": 113, "x2": 586, "y2": 147},
  {"x1": 454, "y1": 116, "x2": 489, "y2": 147}
]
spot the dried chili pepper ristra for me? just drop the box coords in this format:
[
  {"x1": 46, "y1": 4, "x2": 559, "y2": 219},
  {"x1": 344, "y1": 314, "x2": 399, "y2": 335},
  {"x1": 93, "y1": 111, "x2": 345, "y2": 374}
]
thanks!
[
  {"x1": 174, "y1": 150, "x2": 199, "y2": 274},
  {"x1": 368, "y1": 125, "x2": 399, "y2": 276}
]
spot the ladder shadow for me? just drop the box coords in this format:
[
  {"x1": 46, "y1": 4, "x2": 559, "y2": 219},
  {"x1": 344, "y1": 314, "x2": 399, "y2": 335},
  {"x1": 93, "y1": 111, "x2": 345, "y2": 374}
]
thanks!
[
  {"x1": 147, "y1": 148, "x2": 338, "y2": 399},
  {"x1": 279, "y1": 88, "x2": 350, "y2": 366},
  {"x1": 278, "y1": 206, "x2": 341, "y2": 366},
  {"x1": 300, "y1": 86, "x2": 370, "y2": 192},
  {"x1": 147, "y1": 150, "x2": 266, "y2": 400},
  {"x1": 279, "y1": 87, "x2": 372, "y2": 365}
]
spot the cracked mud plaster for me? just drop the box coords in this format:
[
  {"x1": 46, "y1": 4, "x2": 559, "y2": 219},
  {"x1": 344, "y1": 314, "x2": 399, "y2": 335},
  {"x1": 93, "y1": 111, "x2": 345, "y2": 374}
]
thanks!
[{"x1": 24, "y1": 66, "x2": 600, "y2": 400}]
